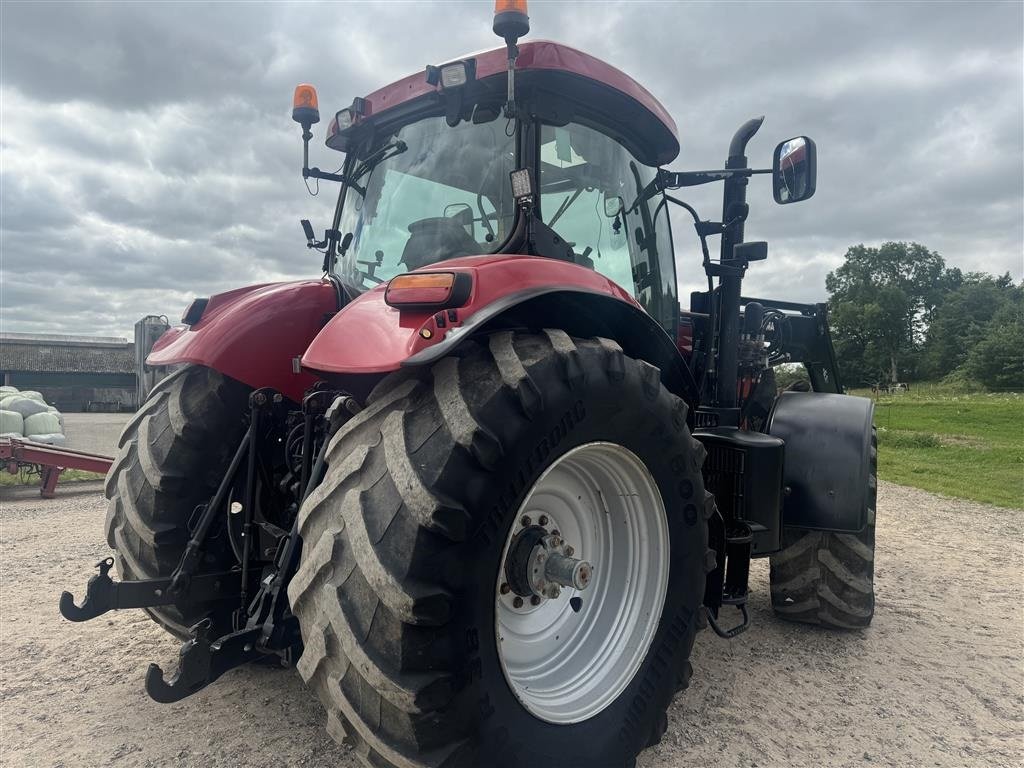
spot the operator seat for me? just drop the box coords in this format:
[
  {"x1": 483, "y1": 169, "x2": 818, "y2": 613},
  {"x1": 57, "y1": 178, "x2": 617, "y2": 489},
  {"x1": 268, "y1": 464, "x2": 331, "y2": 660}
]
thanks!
[{"x1": 400, "y1": 216, "x2": 481, "y2": 271}]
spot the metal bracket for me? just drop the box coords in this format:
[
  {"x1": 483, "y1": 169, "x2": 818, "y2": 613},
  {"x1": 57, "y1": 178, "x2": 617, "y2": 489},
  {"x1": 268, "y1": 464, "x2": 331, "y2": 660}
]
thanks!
[
  {"x1": 59, "y1": 558, "x2": 242, "y2": 622},
  {"x1": 145, "y1": 621, "x2": 265, "y2": 703},
  {"x1": 705, "y1": 603, "x2": 750, "y2": 639}
]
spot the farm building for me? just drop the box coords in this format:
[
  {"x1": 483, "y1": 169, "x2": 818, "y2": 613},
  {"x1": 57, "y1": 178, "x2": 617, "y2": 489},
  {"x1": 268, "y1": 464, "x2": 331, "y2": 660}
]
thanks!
[{"x1": 0, "y1": 332, "x2": 137, "y2": 412}]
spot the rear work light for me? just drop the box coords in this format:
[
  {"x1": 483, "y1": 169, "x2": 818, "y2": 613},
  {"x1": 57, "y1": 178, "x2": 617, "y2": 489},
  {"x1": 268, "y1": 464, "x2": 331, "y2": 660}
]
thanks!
[
  {"x1": 425, "y1": 59, "x2": 477, "y2": 89},
  {"x1": 385, "y1": 272, "x2": 472, "y2": 308}
]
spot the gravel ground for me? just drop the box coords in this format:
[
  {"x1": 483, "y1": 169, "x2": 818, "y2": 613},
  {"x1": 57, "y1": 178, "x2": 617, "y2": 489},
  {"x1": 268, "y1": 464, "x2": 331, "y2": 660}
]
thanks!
[
  {"x1": 60, "y1": 413, "x2": 130, "y2": 456},
  {"x1": 2, "y1": 473, "x2": 1021, "y2": 767}
]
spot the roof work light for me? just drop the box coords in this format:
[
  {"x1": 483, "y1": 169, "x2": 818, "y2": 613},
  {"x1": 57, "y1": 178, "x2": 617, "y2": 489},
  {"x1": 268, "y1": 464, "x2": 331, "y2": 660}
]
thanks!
[{"x1": 425, "y1": 59, "x2": 476, "y2": 89}]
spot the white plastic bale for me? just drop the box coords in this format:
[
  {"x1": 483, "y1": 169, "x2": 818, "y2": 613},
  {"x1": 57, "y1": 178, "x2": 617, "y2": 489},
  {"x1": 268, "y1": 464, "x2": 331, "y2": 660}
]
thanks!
[
  {"x1": 24, "y1": 411, "x2": 60, "y2": 436},
  {"x1": 26, "y1": 433, "x2": 66, "y2": 446},
  {"x1": 0, "y1": 409, "x2": 25, "y2": 436},
  {"x1": 0, "y1": 386, "x2": 19, "y2": 395},
  {"x1": 20, "y1": 391, "x2": 46, "y2": 402},
  {"x1": 45, "y1": 406, "x2": 65, "y2": 432},
  {"x1": 3, "y1": 397, "x2": 47, "y2": 418}
]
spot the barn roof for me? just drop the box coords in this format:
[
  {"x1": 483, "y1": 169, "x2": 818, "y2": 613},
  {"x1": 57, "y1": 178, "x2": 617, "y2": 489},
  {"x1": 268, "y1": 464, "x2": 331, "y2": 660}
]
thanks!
[{"x1": 0, "y1": 333, "x2": 135, "y2": 374}]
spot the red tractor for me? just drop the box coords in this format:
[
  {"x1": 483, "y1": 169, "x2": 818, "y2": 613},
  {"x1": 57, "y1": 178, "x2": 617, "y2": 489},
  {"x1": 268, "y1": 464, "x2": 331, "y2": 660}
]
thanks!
[{"x1": 62, "y1": 3, "x2": 876, "y2": 766}]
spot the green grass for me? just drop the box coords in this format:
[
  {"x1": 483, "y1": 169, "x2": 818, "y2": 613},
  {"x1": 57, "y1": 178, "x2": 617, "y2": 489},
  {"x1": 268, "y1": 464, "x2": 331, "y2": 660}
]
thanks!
[
  {"x1": 849, "y1": 383, "x2": 1024, "y2": 508},
  {"x1": 0, "y1": 468, "x2": 105, "y2": 488}
]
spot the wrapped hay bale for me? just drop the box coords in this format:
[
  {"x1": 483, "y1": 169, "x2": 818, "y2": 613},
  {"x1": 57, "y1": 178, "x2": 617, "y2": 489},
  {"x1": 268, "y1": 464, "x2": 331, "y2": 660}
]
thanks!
[
  {"x1": 0, "y1": 409, "x2": 24, "y2": 437},
  {"x1": 0, "y1": 385, "x2": 19, "y2": 395},
  {"x1": 45, "y1": 406, "x2": 65, "y2": 430},
  {"x1": 25, "y1": 412, "x2": 63, "y2": 444},
  {"x1": 4, "y1": 396, "x2": 47, "y2": 418},
  {"x1": 20, "y1": 391, "x2": 46, "y2": 402}
]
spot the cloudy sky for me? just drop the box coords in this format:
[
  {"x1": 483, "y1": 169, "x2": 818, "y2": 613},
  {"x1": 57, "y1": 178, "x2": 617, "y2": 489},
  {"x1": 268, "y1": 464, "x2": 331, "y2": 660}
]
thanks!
[{"x1": 2, "y1": 0, "x2": 1021, "y2": 338}]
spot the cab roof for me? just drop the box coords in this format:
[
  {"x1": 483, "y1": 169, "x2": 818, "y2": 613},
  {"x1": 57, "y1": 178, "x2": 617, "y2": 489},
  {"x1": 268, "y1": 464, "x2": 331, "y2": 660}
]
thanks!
[{"x1": 339, "y1": 40, "x2": 680, "y2": 166}]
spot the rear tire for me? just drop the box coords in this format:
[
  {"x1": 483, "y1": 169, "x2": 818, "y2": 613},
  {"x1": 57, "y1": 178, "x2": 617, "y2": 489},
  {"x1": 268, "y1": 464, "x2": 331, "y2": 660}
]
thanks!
[
  {"x1": 769, "y1": 427, "x2": 877, "y2": 629},
  {"x1": 104, "y1": 365, "x2": 249, "y2": 639},
  {"x1": 288, "y1": 331, "x2": 711, "y2": 768}
]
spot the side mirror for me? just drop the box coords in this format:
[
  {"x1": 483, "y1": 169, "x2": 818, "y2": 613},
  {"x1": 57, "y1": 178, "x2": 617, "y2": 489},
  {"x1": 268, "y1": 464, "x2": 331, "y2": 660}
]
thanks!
[
  {"x1": 773, "y1": 136, "x2": 816, "y2": 204},
  {"x1": 603, "y1": 195, "x2": 624, "y2": 218}
]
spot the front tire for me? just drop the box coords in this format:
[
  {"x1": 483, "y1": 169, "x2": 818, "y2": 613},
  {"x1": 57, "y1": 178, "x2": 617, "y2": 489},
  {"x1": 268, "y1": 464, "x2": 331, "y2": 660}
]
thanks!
[
  {"x1": 769, "y1": 427, "x2": 877, "y2": 629},
  {"x1": 288, "y1": 331, "x2": 711, "y2": 768}
]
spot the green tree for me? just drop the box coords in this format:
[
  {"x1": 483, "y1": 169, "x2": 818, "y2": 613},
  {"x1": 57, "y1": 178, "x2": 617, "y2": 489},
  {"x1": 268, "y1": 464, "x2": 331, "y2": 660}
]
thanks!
[
  {"x1": 920, "y1": 273, "x2": 1022, "y2": 379},
  {"x1": 963, "y1": 301, "x2": 1024, "y2": 390},
  {"x1": 827, "y1": 242, "x2": 947, "y2": 385}
]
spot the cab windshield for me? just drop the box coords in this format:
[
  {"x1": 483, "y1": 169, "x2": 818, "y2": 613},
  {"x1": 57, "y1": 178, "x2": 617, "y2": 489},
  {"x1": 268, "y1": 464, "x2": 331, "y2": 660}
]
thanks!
[{"x1": 336, "y1": 114, "x2": 516, "y2": 288}]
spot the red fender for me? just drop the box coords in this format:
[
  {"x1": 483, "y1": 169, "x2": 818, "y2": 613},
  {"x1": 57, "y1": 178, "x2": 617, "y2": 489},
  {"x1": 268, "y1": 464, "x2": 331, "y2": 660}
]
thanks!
[
  {"x1": 301, "y1": 255, "x2": 639, "y2": 375},
  {"x1": 148, "y1": 280, "x2": 339, "y2": 403}
]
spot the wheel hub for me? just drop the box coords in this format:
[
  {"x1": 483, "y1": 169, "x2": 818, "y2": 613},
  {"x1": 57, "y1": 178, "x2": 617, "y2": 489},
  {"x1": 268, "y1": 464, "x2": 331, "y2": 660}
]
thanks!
[
  {"x1": 503, "y1": 526, "x2": 593, "y2": 602},
  {"x1": 494, "y1": 442, "x2": 670, "y2": 724}
]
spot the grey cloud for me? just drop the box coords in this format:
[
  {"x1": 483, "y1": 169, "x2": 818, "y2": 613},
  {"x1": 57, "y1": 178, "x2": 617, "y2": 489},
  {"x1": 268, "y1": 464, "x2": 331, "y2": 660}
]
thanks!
[{"x1": 1, "y1": 0, "x2": 1021, "y2": 337}]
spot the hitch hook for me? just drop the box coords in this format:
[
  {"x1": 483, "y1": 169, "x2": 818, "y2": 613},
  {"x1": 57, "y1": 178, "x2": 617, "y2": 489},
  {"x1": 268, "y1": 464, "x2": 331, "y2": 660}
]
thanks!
[
  {"x1": 59, "y1": 557, "x2": 115, "y2": 622},
  {"x1": 145, "y1": 621, "x2": 264, "y2": 704}
]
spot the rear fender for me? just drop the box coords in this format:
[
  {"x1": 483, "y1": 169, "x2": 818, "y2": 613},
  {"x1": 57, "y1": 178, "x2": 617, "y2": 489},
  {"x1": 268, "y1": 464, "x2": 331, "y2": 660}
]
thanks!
[
  {"x1": 301, "y1": 254, "x2": 698, "y2": 405},
  {"x1": 148, "y1": 280, "x2": 340, "y2": 403},
  {"x1": 767, "y1": 392, "x2": 875, "y2": 532}
]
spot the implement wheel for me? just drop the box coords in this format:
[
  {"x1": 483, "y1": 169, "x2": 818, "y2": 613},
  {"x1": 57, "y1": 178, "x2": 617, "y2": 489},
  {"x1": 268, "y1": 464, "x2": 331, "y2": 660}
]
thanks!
[
  {"x1": 288, "y1": 331, "x2": 711, "y2": 768},
  {"x1": 104, "y1": 365, "x2": 249, "y2": 638}
]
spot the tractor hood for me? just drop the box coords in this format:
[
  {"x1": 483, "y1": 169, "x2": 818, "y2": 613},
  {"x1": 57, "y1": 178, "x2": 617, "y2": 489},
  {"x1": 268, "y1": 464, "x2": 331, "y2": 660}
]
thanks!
[{"x1": 301, "y1": 254, "x2": 638, "y2": 376}]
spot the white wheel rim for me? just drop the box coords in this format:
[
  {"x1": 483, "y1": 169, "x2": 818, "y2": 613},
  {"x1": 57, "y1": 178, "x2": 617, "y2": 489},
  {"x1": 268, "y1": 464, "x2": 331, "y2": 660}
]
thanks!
[{"x1": 495, "y1": 441, "x2": 670, "y2": 724}]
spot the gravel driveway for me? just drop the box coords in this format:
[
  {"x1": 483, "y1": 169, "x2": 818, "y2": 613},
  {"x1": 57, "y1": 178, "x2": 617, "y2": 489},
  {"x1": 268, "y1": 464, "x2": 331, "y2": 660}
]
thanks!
[{"x1": 1, "y1": 480, "x2": 1021, "y2": 767}]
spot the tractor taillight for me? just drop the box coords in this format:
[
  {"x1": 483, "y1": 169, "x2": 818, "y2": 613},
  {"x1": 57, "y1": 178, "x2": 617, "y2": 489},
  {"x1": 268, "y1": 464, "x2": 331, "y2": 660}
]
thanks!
[{"x1": 385, "y1": 272, "x2": 471, "y2": 309}]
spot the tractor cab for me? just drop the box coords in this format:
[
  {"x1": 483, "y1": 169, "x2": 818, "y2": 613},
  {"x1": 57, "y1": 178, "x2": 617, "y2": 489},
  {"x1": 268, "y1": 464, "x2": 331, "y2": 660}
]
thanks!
[{"x1": 296, "y1": 38, "x2": 682, "y2": 332}]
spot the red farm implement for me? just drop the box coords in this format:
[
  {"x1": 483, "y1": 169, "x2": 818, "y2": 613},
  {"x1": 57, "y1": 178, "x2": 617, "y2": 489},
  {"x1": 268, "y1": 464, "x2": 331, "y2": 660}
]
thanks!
[{"x1": 0, "y1": 437, "x2": 113, "y2": 498}]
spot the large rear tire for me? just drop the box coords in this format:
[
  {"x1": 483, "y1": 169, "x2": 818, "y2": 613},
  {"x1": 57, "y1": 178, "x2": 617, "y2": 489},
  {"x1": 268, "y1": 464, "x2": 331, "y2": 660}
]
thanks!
[
  {"x1": 769, "y1": 426, "x2": 877, "y2": 629},
  {"x1": 288, "y1": 331, "x2": 711, "y2": 768},
  {"x1": 104, "y1": 365, "x2": 249, "y2": 639}
]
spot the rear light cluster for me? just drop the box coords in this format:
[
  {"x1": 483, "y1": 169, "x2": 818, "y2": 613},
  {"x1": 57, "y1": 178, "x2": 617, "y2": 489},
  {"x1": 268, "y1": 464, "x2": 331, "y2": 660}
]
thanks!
[{"x1": 384, "y1": 272, "x2": 472, "y2": 309}]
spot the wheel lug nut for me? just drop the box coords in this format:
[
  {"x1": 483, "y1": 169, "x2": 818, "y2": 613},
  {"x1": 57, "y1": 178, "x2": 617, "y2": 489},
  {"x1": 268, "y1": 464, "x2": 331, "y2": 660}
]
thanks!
[
  {"x1": 520, "y1": 515, "x2": 532, "y2": 527},
  {"x1": 538, "y1": 515, "x2": 549, "y2": 526},
  {"x1": 565, "y1": 545, "x2": 574, "y2": 556},
  {"x1": 500, "y1": 583, "x2": 510, "y2": 595},
  {"x1": 551, "y1": 530, "x2": 560, "y2": 537},
  {"x1": 513, "y1": 596, "x2": 524, "y2": 608},
  {"x1": 530, "y1": 595, "x2": 541, "y2": 606}
]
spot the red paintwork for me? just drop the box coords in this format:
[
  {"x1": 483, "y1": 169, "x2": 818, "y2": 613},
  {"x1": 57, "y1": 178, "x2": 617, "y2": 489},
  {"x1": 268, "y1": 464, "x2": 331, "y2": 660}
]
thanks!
[
  {"x1": 302, "y1": 254, "x2": 640, "y2": 375},
  {"x1": 350, "y1": 40, "x2": 678, "y2": 160},
  {"x1": 148, "y1": 280, "x2": 338, "y2": 403},
  {"x1": 676, "y1": 319, "x2": 694, "y2": 358}
]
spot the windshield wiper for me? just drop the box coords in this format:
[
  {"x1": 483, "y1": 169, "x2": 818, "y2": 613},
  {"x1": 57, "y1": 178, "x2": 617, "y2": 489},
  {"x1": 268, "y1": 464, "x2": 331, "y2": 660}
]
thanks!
[{"x1": 352, "y1": 140, "x2": 408, "y2": 186}]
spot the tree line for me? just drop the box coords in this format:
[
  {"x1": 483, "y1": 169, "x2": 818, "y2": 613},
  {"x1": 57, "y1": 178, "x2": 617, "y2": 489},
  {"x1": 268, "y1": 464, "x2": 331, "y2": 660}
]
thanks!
[{"x1": 826, "y1": 242, "x2": 1023, "y2": 390}]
